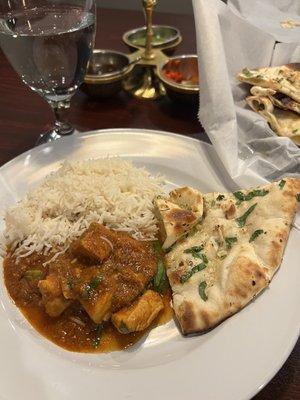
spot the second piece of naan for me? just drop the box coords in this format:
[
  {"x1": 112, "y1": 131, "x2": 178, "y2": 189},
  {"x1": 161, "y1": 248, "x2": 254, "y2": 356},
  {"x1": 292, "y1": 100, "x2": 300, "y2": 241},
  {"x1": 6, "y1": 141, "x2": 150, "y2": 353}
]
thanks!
[
  {"x1": 246, "y1": 95, "x2": 300, "y2": 145},
  {"x1": 237, "y1": 64, "x2": 300, "y2": 103},
  {"x1": 250, "y1": 86, "x2": 300, "y2": 115}
]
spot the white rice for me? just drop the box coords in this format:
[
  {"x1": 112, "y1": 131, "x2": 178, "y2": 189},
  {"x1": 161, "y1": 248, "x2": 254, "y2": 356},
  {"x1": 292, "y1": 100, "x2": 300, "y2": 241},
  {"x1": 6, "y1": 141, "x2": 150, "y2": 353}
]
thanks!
[{"x1": 1, "y1": 158, "x2": 164, "y2": 259}]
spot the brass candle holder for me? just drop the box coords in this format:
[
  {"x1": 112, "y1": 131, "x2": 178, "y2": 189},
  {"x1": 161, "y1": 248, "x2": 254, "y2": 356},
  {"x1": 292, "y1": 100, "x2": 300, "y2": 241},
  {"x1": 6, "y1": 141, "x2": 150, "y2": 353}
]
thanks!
[
  {"x1": 84, "y1": 0, "x2": 198, "y2": 102},
  {"x1": 123, "y1": 0, "x2": 171, "y2": 100}
]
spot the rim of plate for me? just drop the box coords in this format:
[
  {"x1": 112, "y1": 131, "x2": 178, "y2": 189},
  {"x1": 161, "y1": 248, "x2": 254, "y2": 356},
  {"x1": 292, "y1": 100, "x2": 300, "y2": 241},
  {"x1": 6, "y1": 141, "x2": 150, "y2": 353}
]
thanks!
[{"x1": 0, "y1": 128, "x2": 211, "y2": 171}]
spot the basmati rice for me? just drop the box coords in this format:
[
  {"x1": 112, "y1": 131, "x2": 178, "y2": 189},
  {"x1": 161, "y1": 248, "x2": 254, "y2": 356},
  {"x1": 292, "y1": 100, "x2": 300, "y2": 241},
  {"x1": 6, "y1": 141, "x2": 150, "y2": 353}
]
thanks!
[{"x1": 1, "y1": 158, "x2": 164, "y2": 259}]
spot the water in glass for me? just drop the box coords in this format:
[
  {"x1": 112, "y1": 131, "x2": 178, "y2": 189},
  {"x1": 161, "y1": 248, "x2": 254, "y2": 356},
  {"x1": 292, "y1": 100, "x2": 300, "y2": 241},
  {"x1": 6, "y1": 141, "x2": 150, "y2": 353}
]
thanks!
[{"x1": 0, "y1": 6, "x2": 95, "y2": 102}]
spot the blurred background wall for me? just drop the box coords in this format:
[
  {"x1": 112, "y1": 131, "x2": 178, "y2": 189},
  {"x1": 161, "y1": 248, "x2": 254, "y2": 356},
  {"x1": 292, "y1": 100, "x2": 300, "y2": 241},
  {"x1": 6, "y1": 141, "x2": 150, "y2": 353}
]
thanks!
[{"x1": 97, "y1": 0, "x2": 194, "y2": 14}]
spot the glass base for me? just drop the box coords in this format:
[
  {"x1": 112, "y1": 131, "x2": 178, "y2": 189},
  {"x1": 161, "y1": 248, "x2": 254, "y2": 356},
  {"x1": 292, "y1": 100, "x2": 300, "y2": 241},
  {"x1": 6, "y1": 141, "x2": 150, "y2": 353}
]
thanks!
[{"x1": 36, "y1": 127, "x2": 79, "y2": 146}]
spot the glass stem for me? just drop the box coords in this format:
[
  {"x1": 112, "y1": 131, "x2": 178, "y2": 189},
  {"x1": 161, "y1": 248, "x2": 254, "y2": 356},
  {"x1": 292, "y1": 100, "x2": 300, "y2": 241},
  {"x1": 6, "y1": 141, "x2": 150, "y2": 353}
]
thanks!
[{"x1": 48, "y1": 98, "x2": 74, "y2": 136}]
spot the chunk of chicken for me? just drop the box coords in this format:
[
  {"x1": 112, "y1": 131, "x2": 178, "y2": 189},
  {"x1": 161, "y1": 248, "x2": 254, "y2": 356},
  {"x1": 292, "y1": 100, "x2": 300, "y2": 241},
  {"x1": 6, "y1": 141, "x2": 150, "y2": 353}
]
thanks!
[
  {"x1": 111, "y1": 290, "x2": 164, "y2": 333},
  {"x1": 80, "y1": 291, "x2": 113, "y2": 323},
  {"x1": 44, "y1": 296, "x2": 72, "y2": 317},
  {"x1": 38, "y1": 273, "x2": 61, "y2": 298},
  {"x1": 38, "y1": 274, "x2": 71, "y2": 317},
  {"x1": 72, "y1": 223, "x2": 113, "y2": 263},
  {"x1": 59, "y1": 266, "x2": 82, "y2": 300},
  {"x1": 112, "y1": 269, "x2": 146, "y2": 312}
]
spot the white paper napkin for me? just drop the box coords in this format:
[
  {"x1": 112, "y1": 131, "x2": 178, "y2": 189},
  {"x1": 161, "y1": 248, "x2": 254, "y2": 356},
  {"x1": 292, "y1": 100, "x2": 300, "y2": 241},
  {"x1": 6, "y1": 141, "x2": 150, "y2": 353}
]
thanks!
[
  {"x1": 192, "y1": 0, "x2": 300, "y2": 187},
  {"x1": 228, "y1": 0, "x2": 300, "y2": 44}
]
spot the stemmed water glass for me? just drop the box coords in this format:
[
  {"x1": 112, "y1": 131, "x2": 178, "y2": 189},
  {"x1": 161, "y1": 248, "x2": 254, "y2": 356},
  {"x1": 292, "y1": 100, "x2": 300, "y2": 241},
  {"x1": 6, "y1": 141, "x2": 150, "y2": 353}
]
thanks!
[{"x1": 0, "y1": 0, "x2": 96, "y2": 144}]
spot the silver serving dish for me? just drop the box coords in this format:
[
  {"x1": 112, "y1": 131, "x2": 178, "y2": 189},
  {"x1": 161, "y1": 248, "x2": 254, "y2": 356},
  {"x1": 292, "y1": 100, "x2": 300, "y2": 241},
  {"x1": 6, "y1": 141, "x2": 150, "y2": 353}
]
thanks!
[
  {"x1": 157, "y1": 55, "x2": 199, "y2": 103},
  {"x1": 82, "y1": 50, "x2": 135, "y2": 97},
  {"x1": 123, "y1": 25, "x2": 181, "y2": 55}
]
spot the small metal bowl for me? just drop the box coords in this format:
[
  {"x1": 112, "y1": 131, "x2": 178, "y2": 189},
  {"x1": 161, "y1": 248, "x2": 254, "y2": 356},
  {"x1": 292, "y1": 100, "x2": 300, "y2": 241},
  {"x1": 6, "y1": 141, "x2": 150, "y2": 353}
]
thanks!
[
  {"x1": 157, "y1": 55, "x2": 199, "y2": 103},
  {"x1": 82, "y1": 49, "x2": 134, "y2": 97},
  {"x1": 123, "y1": 25, "x2": 182, "y2": 55}
]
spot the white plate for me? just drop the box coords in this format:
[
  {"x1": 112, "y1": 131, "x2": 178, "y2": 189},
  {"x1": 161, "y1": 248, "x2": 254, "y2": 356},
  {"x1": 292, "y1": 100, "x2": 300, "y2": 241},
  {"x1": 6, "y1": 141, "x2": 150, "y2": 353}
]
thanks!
[{"x1": 0, "y1": 129, "x2": 299, "y2": 400}]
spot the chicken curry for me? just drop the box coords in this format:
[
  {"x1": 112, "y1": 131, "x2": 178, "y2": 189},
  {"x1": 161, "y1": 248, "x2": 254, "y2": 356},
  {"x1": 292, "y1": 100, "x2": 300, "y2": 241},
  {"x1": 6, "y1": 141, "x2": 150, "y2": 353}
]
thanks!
[{"x1": 4, "y1": 223, "x2": 172, "y2": 352}]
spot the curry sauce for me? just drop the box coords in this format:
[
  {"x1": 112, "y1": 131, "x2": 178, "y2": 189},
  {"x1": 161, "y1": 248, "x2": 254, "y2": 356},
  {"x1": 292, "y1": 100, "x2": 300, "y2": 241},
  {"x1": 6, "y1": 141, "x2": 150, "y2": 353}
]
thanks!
[{"x1": 3, "y1": 223, "x2": 173, "y2": 353}]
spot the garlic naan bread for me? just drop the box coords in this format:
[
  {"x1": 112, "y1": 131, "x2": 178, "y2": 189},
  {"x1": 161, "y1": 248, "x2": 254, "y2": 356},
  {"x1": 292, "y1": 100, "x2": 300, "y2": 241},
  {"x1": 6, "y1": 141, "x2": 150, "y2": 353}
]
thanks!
[
  {"x1": 237, "y1": 64, "x2": 300, "y2": 145},
  {"x1": 154, "y1": 187, "x2": 203, "y2": 250},
  {"x1": 246, "y1": 95, "x2": 300, "y2": 146},
  {"x1": 237, "y1": 64, "x2": 300, "y2": 103},
  {"x1": 163, "y1": 179, "x2": 300, "y2": 334},
  {"x1": 250, "y1": 86, "x2": 300, "y2": 115}
]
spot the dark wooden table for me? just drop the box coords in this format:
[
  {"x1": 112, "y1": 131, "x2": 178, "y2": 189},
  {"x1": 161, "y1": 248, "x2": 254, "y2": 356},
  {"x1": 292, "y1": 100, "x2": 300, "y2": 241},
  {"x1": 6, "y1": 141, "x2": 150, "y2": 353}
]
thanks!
[{"x1": 0, "y1": 7, "x2": 298, "y2": 400}]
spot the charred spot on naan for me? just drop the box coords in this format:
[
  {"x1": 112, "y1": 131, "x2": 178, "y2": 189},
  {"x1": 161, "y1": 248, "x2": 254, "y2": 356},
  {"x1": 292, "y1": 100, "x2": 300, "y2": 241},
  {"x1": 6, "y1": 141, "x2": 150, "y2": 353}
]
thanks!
[
  {"x1": 178, "y1": 301, "x2": 222, "y2": 335},
  {"x1": 168, "y1": 208, "x2": 198, "y2": 230},
  {"x1": 168, "y1": 269, "x2": 185, "y2": 286},
  {"x1": 281, "y1": 179, "x2": 300, "y2": 214},
  {"x1": 261, "y1": 227, "x2": 289, "y2": 274},
  {"x1": 224, "y1": 202, "x2": 237, "y2": 219},
  {"x1": 154, "y1": 187, "x2": 204, "y2": 250},
  {"x1": 177, "y1": 301, "x2": 212, "y2": 334},
  {"x1": 225, "y1": 255, "x2": 268, "y2": 304},
  {"x1": 178, "y1": 301, "x2": 198, "y2": 334},
  {"x1": 231, "y1": 287, "x2": 248, "y2": 299},
  {"x1": 199, "y1": 310, "x2": 213, "y2": 330},
  {"x1": 284, "y1": 178, "x2": 300, "y2": 197},
  {"x1": 154, "y1": 198, "x2": 201, "y2": 250}
]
